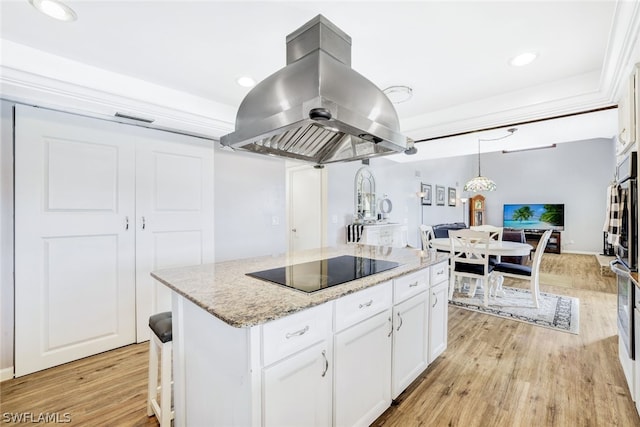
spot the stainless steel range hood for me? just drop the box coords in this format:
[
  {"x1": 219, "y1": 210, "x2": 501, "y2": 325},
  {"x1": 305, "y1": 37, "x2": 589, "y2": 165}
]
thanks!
[{"x1": 220, "y1": 15, "x2": 411, "y2": 164}]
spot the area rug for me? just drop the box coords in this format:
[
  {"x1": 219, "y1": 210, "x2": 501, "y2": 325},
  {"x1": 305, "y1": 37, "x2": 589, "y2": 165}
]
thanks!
[{"x1": 449, "y1": 286, "x2": 580, "y2": 334}]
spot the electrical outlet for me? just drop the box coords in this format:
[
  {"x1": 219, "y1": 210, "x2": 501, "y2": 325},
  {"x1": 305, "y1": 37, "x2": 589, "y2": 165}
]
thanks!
[
  {"x1": 332, "y1": 215, "x2": 338, "y2": 224},
  {"x1": 271, "y1": 216, "x2": 279, "y2": 226}
]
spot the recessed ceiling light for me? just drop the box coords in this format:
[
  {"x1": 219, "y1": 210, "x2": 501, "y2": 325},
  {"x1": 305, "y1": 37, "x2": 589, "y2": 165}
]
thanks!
[
  {"x1": 29, "y1": 0, "x2": 77, "y2": 22},
  {"x1": 383, "y1": 86, "x2": 413, "y2": 104},
  {"x1": 236, "y1": 76, "x2": 256, "y2": 88},
  {"x1": 509, "y1": 52, "x2": 538, "y2": 67}
]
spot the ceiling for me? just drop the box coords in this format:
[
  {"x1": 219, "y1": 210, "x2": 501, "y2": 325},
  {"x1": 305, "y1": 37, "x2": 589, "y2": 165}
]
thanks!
[{"x1": 1, "y1": 1, "x2": 639, "y2": 160}]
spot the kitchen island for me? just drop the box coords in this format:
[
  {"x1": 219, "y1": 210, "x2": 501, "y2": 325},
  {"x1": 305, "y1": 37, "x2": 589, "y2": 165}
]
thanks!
[{"x1": 151, "y1": 244, "x2": 449, "y2": 427}]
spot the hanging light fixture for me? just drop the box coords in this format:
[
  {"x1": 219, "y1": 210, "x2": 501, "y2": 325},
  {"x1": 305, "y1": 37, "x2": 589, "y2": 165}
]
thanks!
[{"x1": 464, "y1": 128, "x2": 517, "y2": 192}]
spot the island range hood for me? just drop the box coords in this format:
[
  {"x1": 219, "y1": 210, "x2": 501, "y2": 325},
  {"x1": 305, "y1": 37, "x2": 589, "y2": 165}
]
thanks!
[{"x1": 220, "y1": 15, "x2": 412, "y2": 164}]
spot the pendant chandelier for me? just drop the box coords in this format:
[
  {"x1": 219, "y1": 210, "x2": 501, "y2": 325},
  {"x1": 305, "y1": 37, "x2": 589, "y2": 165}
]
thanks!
[{"x1": 464, "y1": 128, "x2": 518, "y2": 192}]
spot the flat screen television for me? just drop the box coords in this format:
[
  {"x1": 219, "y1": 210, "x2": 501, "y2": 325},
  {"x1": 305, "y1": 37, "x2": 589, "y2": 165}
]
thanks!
[{"x1": 503, "y1": 204, "x2": 565, "y2": 231}]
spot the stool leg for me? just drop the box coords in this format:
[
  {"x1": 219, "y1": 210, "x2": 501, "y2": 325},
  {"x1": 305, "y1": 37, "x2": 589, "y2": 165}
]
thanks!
[
  {"x1": 147, "y1": 337, "x2": 158, "y2": 417},
  {"x1": 160, "y1": 341, "x2": 173, "y2": 426}
]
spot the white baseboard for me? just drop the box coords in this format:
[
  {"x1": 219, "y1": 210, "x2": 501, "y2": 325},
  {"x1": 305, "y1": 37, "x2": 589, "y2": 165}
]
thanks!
[
  {"x1": 0, "y1": 366, "x2": 13, "y2": 382},
  {"x1": 562, "y1": 250, "x2": 600, "y2": 255}
]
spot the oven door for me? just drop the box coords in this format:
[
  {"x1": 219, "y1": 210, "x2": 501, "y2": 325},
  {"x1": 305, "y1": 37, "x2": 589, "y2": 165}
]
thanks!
[
  {"x1": 612, "y1": 258, "x2": 635, "y2": 359},
  {"x1": 617, "y1": 178, "x2": 638, "y2": 271}
]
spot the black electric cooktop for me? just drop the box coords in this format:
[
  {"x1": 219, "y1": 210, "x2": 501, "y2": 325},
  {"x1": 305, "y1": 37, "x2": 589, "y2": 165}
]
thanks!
[{"x1": 246, "y1": 255, "x2": 400, "y2": 293}]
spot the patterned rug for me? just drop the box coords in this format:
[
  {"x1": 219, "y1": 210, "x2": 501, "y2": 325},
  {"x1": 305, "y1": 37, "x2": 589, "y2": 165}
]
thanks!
[{"x1": 449, "y1": 286, "x2": 580, "y2": 334}]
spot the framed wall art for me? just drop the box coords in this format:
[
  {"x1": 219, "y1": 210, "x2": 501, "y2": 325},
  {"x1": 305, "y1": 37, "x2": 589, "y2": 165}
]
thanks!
[
  {"x1": 448, "y1": 187, "x2": 457, "y2": 206},
  {"x1": 436, "y1": 185, "x2": 445, "y2": 206},
  {"x1": 421, "y1": 183, "x2": 432, "y2": 205}
]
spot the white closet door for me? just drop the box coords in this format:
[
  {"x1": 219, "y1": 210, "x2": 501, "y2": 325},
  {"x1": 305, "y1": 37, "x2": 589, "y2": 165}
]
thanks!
[
  {"x1": 14, "y1": 106, "x2": 136, "y2": 377},
  {"x1": 287, "y1": 165, "x2": 325, "y2": 252},
  {"x1": 135, "y1": 138, "x2": 214, "y2": 341}
]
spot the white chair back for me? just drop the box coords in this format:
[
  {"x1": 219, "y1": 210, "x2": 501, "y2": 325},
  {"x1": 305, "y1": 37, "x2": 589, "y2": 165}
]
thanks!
[
  {"x1": 470, "y1": 225, "x2": 503, "y2": 262},
  {"x1": 448, "y1": 229, "x2": 495, "y2": 306},
  {"x1": 470, "y1": 225, "x2": 503, "y2": 242},
  {"x1": 419, "y1": 225, "x2": 435, "y2": 250},
  {"x1": 449, "y1": 229, "x2": 492, "y2": 269},
  {"x1": 531, "y1": 230, "x2": 553, "y2": 280},
  {"x1": 493, "y1": 229, "x2": 552, "y2": 309}
]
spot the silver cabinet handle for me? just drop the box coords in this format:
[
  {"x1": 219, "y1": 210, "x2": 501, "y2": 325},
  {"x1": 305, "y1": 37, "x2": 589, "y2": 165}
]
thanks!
[
  {"x1": 619, "y1": 128, "x2": 628, "y2": 144},
  {"x1": 437, "y1": 269, "x2": 445, "y2": 275},
  {"x1": 396, "y1": 312, "x2": 403, "y2": 331},
  {"x1": 432, "y1": 292, "x2": 438, "y2": 308},
  {"x1": 125, "y1": 216, "x2": 129, "y2": 230},
  {"x1": 409, "y1": 281, "x2": 419, "y2": 287},
  {"x1": 359, "y1": 299, "x2": 373, "y2": 309},
  {"x1": 388, "y1": 316, "x2": 393, "y2": 337},
  {"x1": 610, "y1": 259, "x2": 631, "y2": 278},
  {"x1": 321, "y1": 350, "x2": 328, "y2": 377},
  {"x1": 285, "y1": 325, "x2": 309, "y2": 339},
  {"x1": 141, "y1": 216, "x2": 146, "y2": 230}
]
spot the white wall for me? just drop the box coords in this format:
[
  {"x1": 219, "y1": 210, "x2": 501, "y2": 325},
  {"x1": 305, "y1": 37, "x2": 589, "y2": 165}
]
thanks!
[
  {"x1": 325, "y1": 161, "x2": 366, "y2": 247},
  {"x1": 213, "y1": 146, "x2": 287, "y2": 261},
  {"x1": 325, "y1": 156, "x2": 470, "y2": 249},
  {"x1": 1, "y1": 101, "x2": 14, "y2": 376},
  {"x1": 412, "y1": 156, "x2": 474, "y2": 227},
  {"x1": 480, "y1": 137, "x2": 615, "y2": 253},
  {"x1": 323, "y1": 137, "x2": 615, "y2": 254}
]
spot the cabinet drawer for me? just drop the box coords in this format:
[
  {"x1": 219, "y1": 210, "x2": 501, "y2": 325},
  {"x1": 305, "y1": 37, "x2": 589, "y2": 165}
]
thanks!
[
  {"x1": 262, "y1": 302, "x2": 332, "y2": 366},
  {"x1": 393, "y1": 269, "x2": 428, "y2": 303},
  {"x1": 430, "y1": 262, "x2": 448, "y2": 286},
  {"x1": 335, "y1": 281, "x2": 392, "y2": 332},
  {"x1": 362, "y1": 229, "x2": 378, "y2": 245}
]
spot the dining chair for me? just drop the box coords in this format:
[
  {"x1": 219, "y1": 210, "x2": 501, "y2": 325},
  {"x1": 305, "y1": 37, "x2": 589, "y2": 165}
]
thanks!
[
  {"x1": 492, "y1": 229, "x2": 553, "y2": 308},
  {"x1": 419, "y1": 225, "x2": 435, "y2": 250},
  {"x1": 501, "y1": 229, "x2": 527, "y2": 264},
  {"x1": 470, "y1": 225, "x2": 504, "y2": 264},
  {"x1": 448, "y1": 229, "x2": 496, "y2": 307}
]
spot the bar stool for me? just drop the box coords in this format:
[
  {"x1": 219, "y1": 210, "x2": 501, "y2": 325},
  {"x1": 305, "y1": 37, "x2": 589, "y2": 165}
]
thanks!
[{"x1": 147, "y1": 311, "x2": 174, "y2": 426}]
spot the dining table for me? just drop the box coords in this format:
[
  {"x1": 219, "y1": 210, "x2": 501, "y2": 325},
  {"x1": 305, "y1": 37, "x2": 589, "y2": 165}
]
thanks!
[
  {"x1": 429, "y1": 237, "x2": 533, "y2": 256},
  {"x1": 430, "y1": 237, "x2": 534, "y2": 298}
]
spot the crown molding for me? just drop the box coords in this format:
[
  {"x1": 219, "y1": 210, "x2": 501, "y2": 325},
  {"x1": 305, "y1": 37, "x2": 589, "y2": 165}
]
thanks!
[
  {"x1": 0, "y1": 40, "x2": 235, "y2": 138},
  {"x1": 403, "y1": 0, "x2": 640, "y2": 141}
]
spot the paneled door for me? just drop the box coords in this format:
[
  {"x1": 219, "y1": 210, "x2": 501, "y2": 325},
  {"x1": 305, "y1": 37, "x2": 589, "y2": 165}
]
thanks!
[
  {"x1": 134, "y1": 137, "x2": 214, "y2": 340},
  {"x1": 287, "y1": 164, "x2": 326, "y2": 252},
  {"x1": 14, "y1": 106, "x2": 136, "y2": 376}
]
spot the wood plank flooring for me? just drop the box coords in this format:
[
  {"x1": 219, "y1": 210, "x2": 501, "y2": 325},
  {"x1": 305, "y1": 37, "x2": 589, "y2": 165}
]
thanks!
[
  {"x1": 1, "y1": 253, "x2": 638, "y2": 426},
  {"x1": 374, "y1": 253, "x2": 637, "y2": 427}
]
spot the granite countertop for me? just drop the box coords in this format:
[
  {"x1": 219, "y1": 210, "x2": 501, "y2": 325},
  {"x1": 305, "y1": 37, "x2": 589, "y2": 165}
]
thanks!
[
  {"x1": 151, "y1": 245, "x2": 448, "y2": 328},
  {"x1": 632, "y1": 272, "x2": 638, "y2": 287}
]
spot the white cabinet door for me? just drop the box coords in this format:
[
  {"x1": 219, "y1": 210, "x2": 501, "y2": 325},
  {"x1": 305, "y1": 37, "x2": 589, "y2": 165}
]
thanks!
[
  {"x1": 635, "y1": 307, "x2": 640, "y2": 408},
  {"x1": 617, "y1": 71, "x2": 637, "y2": 155},
  {"x1": 135, "y1": 138, "x2": 214, "y2": 340},
  {"x1": 429, "y1": 281, "x2": 449, "y2": 363},
  {"x1": 392, "y1": 291, "x2": 429, "y2": 399},
  {"x1": 334, "y1": 309, "x2": 392, "y2": 427},
  {"x1": 262, "y1": 341, "x2": 331, "y2": 427},
  {"x1": 14, "y1": 105, "x2": 136, "y2": 376}
]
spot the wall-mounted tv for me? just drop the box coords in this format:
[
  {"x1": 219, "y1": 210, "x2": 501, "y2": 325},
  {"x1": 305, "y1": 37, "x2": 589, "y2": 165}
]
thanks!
[{"x1": 503, "y1": 204, "x2": 565, "y2": 231}]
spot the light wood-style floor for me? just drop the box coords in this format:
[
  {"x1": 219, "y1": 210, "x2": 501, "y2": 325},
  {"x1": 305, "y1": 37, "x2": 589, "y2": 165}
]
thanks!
[{"x1": 1, "y1": 253, "x2": 638, "y2": 426}]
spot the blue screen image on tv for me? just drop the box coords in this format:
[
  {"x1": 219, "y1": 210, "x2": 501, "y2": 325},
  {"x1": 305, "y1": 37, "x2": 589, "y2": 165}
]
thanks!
[{"x1": 503, "y1": 204, "x2": 565, "y2": 231}]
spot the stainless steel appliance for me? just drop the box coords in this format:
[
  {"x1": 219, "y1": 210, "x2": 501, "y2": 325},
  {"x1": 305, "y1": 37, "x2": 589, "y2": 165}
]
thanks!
[
  {"x1": 247, "y1": 255, "x2": 399, "y2": 293},
  {"x1": 613, "y1": 258, "x2": 635, "y2": 359},
  {"x1": 221, "y1": 15, "x2": 412, "y2": 164},
  {"x1": 616, "y1": 151, "x2": 637, "y2": 270},
  {"x1": 611, "y1": 151, "x2": 637, "y2": 363}
]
